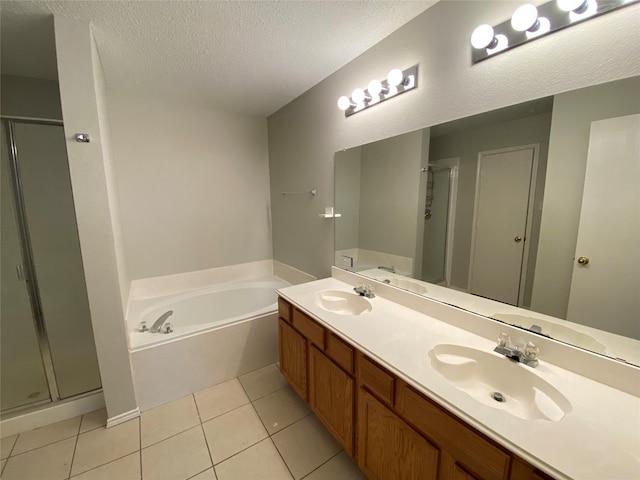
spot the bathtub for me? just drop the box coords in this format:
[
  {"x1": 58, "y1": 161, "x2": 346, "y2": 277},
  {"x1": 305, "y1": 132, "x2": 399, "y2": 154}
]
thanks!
[{"x1": 128, "y1": 275, "x2": 290, "y2": 410}]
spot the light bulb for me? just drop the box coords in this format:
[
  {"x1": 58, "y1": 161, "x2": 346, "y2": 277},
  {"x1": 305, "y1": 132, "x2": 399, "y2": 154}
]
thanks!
[
  {"x1": 337, "y1": 96, "x2": 353, "y2": 111},
  {"x1": 352, "y1": 88, "x2": 369, "y2": 104},
  {"x1": 471, "y1": 24, "x2": 497, "y2": 49},
  {"x1": 387, "y1": 69, "x2": 404, "y2": 88},
  {"x1": 569, "y1": 0, "x2": 597, "y2": 21},
  {"x1": 526, "y1": 17, "x2": 550, "y2": 39},
  {"x1": 557, "y1": 0, "x2": 588, "y2": 11},
  {"x1": 511, "y1": 4, "x2": 539, "y2": 32},
  {"x1": 368, "y1": 79, "x2": 387, "y2": 96}
]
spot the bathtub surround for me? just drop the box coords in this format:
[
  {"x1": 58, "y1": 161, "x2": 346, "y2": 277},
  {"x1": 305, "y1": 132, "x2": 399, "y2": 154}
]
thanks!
[
  {"x1": 106, "y1": 89, "x2": 273, "y2": 281},
  {"x1": 126, "y1": 260, "x2": 305, "y2": 410},
  {"x1": 267, "y1": 0, "x2": 640, "y2": 280}
]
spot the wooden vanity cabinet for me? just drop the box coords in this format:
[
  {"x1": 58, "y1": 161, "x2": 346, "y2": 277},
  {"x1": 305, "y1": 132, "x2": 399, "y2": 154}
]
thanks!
[
  {"x1": 277, "y1": 297, "x2": 555, "y2": 480},
  {"x1": 277, "y1": 300, "x2": 356, "y2": 455}
]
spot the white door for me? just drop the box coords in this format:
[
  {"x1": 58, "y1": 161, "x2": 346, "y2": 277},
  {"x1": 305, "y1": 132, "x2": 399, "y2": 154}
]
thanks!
[
  {"x1": 469, "y1": 146, "x2": 537, "y2": 306},
  {"x1": 567, "y1": 114, "x2": 640, "y2": 340}
]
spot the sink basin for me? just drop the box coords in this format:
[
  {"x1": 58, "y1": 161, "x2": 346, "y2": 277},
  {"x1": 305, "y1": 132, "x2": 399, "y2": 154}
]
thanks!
[
  {"x1": 429, "y1": 344, "x2": 572, "y2": 422},
  {"x1": 314, "y1": 290, "x2": 372, "y2": 315},
  {"x1": 378, "y1": 277, "x2": 428, "y2": 295},
  {"x1": 492, "y1": 313, "x2": 606, "y2": 354}
]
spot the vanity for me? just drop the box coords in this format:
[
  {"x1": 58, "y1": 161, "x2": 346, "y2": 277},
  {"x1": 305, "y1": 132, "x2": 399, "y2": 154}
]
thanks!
[{"x1": 276, "y1": 269, "x2": 640, "y2": 480}]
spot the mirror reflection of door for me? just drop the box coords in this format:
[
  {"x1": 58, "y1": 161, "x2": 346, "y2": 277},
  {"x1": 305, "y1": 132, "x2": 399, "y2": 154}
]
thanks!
[
  {"x1": 469, "y1": 145, "x2": 539, "y2": 306},
  {"x1": 567, "y1": 114, "x2": 640, "y2": 339},
  {"x1": 421, "y1": 158, "x2": 459, "y2": 285}
]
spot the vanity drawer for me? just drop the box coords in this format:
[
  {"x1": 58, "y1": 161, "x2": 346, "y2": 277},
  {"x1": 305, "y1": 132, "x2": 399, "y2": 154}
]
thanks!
[
  {"x1": 292, "y1": 308, "x2": 325, "y2": 350},
  {"x1": 325, "y1": 333, "x2": 354, "y2": 374},
  {"x1": 358, "y1": 353, "x2": 395, "y2": 405},
  {"x1": 395, "y1": 379, "x2": 510, "y2": 480},
  {"x1": 278, "y1": 297, "x2": 292, "y2": 323}
]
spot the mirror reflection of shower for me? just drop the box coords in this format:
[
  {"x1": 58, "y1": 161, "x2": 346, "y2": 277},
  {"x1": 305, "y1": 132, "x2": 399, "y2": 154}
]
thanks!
[{"x1": 421, "y1": 158, "x2": 459, "y2": 286}]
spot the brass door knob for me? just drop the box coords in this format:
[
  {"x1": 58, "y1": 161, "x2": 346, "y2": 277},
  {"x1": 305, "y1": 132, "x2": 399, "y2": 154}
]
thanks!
[
  {"x1": 514, "y1": 236, "x2": 523, "y2": 243},
  {"x1": 577, "y1": 256, "x2": 590, "y2": 265}
]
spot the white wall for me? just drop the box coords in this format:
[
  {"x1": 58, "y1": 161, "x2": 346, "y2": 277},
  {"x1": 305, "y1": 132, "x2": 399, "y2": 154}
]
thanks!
[
  {"x1": 267, "y1": 0, "x2": 640, "y2": 279},
  {"x1": 531, "y1": 77, "x2": 640, "y2": 318},
  {"x1": 106, "y1": 90, "x2": 272, "y2": 280},
  {"x1": 54, "y1": 17, "x2": 137, "y2": 420}
]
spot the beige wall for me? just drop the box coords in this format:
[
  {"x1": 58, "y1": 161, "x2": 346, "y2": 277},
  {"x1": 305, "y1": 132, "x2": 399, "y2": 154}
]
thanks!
[
  {"x1": 54, "y1": 16, "x2": 137, "y2": 420},
  {"x1": 0, "y1": 74, "x2": 62, "y2": 120},
  {"x1": 106, "y1": 90, "x2": 272, "y2": 280},
  {"x1": 267, "y1": 0, "x2": 640, "y2": 279},
  {"x1": 429, "y1": 111, "x2": 553, "y2": 304},
  {"x1": 359, "y1": 130, "x2": 423, "y2": 258},
  {"x1": 531, "y1": 77, "x2": 640, "y2": 318}
]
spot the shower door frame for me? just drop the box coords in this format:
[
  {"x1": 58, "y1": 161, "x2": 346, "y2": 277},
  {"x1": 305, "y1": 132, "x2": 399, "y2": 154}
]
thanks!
[{"x1": 2, "y1": 116, "x2": 64, "y2": 412}]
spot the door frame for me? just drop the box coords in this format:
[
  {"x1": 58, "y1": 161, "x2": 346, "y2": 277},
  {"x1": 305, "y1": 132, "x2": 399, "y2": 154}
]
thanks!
[
  {"x1": 468, "y1": 143, "x2": 540, "y2": 306},
  {"x1": 424, "y1": 157, "x2": 459, "y2": 286}
]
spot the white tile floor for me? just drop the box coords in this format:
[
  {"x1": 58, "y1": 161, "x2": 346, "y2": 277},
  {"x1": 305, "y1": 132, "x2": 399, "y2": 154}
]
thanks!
[{"x1": 0, "y1": 364, "x2": 366, "y2": 480}]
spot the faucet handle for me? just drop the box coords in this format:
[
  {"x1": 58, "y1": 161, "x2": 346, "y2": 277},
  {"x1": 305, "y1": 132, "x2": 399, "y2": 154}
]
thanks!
[
  {"x1": 524, "y1": 342, "x2": 539, "y2": 360},
  {"x1": 497, "y1": 333, "x2": 510, "y2": 347}
]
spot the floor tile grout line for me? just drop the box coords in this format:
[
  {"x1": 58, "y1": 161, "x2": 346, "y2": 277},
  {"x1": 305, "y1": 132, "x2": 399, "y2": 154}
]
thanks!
[
  {"x1": 65, "y1": 417, "x2": 84, "y2": 480},
  {"x1": 197, "y1": 393, "x2": 216, "y2": 474},
  {"x1": 211, "y1": 435, "x2": 273, "y2": 469},
  {"x1": 268, "y1": 435, "x2": 297, "y2": 480},
  {"x1": 140, "y1": 421, "x2": 202, "y2": 451},
  {"x1": 299, "y1": 450, "x2": 343, "y2": 480},
  {"x1": 6, "y1": 431, "x2": 79, "y2": 459},
  {"x1": 186, "y1": 465, "x2": 213, "y2": 480},
  {"x1": 67, "y1": 451, "x2": 141, "y2": 479}
]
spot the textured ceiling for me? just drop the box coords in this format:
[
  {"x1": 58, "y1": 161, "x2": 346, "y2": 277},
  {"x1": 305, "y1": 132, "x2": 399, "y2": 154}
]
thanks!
[{"x1": 0, "y1": 1, "x2": 437, "y2": 116}]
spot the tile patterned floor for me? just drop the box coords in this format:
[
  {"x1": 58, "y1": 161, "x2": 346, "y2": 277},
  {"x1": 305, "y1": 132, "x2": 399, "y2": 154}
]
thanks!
[{"x1": 0, "y1": 364, "x2": 366, "y2": 480}]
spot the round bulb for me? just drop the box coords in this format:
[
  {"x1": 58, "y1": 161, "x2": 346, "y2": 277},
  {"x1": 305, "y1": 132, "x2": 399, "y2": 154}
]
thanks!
[
  {"x1": 471, "y1": 24, "x2": 496, "y2": 49},
  {"x1": 511, "y1": 4, "x2": 539, "y2": 32},
  {"x1": 387, "y1": 69, "x2": 404, "y2": 88},
  {"x1": 352, "y1": 88, "x2": 366, "y2": 103},
  {"x1": 557, "y1": 0, "x2": 587, "y2": 11},
  {"x1": 337, "y1": 96, "x2": 351, "y2": 111},
  {"x1": 368, "y1": 79, "x2": 383, "y2": 96}
]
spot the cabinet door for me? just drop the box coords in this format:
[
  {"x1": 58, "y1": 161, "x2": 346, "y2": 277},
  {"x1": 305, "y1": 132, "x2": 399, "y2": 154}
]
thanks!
[
  {"x1": 441, "y1": 451, "x2": 481, "y2": 480},
  {"x1": 358, "y1": 389, "x2": 439, "y2": 480},
  {"x1": 279, "y1": 319, "x2": 307, "y2": 401},
  {"x1": 309, "y1": 346, "x2": 354, "y2": 456}
]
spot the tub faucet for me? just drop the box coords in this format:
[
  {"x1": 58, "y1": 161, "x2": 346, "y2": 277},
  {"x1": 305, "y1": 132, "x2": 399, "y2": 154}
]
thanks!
[
  {"x1": 494, "y1": 333, "x2": 539, "y2": 368},
  {"x1": 377, "y1": 265, "x2": 395, "y2": 274},
  {"x1": 150, "y1": 310, "x2": 173, "y2": 333}
]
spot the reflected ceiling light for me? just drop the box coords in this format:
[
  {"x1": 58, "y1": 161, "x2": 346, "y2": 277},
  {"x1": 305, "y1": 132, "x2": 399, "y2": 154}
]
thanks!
[
  {"x1": 470, "y1": 0, "x2": 638, "y2": 64},
  {"x1": 471, "y1": 24, "x2": 498, "y2": 49},
  {"x1": 336, "y1": 65, "x2": 419, "y2": 117},
  {"x1": 557, "y1": 0, "x2": 589, "y2": 11},
  {"x1": 569, "y1": 0, "x2": 598, "y2": 21},
  {"x1": 511, "y1": 4, "x2": 540, "y2": 32}
]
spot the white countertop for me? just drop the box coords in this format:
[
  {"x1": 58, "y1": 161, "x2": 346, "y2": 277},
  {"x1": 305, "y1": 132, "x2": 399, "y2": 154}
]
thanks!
[{"x1": 277, "y1": 276, "x2": 640, "y2": 480}]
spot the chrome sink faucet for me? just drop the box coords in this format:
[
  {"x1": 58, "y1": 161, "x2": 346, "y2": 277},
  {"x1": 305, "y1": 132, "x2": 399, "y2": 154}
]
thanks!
[
  {"x1": 377, "y1": 265, "x2": 395, "y2": 274},
  {"x1": 494, "y1": 333, "x2": 540, "y2": 368},
  {"x1": 354, "y1": 282, "x2": 375, "y2": 298}
]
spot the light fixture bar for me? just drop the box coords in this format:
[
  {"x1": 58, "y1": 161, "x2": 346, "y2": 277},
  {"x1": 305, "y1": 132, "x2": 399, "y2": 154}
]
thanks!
[
  {"x1": 338, "y1": 65, "x2": 418, "y2": 117},
  {"x1": 471, "y1": 0, "x2": 639, "y2": 64}
]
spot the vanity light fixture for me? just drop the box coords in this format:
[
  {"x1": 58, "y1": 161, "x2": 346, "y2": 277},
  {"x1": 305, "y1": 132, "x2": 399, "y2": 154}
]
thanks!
[
  {"x1": 471, "y1": 0, "x2": 639, "y2": 64},
  {"x1": 337, "y1": 65, "x2": 418, "y2": 117}
]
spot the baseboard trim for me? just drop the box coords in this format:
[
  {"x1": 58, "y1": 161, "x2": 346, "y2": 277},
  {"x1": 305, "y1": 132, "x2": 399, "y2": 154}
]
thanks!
[
  {"x1": 1, "y1": 391, "x2": 105, "y2": 438},
  {"x1": 106, "y1": 407, "x2": 140, "y2": 428}
]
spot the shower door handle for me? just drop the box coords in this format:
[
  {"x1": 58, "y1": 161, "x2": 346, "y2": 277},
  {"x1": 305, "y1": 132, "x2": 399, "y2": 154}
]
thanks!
[{"x1": 16, "y1": 264, "x2": 26, "y2": 281}]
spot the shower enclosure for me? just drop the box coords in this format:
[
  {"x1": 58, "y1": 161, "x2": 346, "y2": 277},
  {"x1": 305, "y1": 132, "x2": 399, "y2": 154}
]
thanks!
[
  {"x1": 1, "y1": 118, "x2": 101, "y2": 414},
  {"x1": 421, "y1": 159, "x2": 459, "y2": 285}
]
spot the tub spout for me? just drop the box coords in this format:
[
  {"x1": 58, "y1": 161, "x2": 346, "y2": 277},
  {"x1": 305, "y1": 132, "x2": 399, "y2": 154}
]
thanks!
[{"x1": 150, "y1": 310, "x2": 173, "y2": 333}]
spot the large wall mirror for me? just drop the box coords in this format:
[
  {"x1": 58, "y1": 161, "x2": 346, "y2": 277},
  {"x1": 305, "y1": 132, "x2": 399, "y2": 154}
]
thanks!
[{"x1": 335, "y1": 75, "x2": 640, "y2": 366}]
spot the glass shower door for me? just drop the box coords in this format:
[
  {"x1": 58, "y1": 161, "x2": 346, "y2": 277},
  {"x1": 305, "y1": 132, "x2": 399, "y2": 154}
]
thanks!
[
  {"x1": 1, "y1": 124, "x2": 51, "y2": 411},
  {"x1": 421, "y1": 166, "x2": 452, "y2": 284}
]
